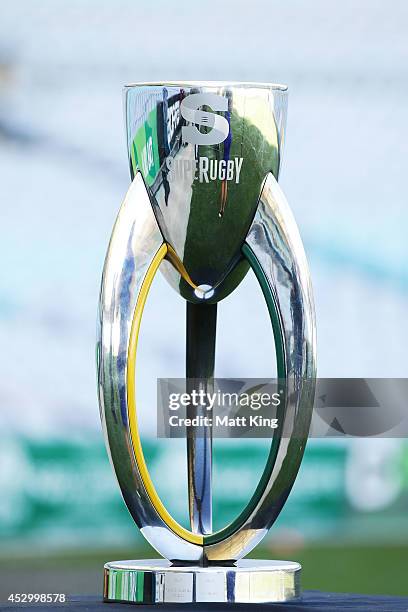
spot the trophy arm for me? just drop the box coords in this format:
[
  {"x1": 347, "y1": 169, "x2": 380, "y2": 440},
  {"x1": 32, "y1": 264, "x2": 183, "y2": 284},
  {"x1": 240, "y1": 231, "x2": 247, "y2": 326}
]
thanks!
[
  {"x1": 97, "y1": 171, "x2": 205, "y2": 562},
  {"x1": 204, "y1": 172, "x2": 316, "y2": 561}
]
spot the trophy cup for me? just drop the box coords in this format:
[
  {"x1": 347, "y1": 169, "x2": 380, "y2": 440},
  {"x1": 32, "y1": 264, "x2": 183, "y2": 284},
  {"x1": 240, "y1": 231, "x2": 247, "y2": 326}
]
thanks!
[{"x1": 97, "y1": 82, "x2": 316, "y2": 604}]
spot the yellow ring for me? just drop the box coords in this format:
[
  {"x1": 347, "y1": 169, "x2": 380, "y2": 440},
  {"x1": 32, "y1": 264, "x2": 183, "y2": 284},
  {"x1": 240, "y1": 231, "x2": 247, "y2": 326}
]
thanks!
[{"x1": 126, "y1": 243, "x2": 203, "y2": 546}]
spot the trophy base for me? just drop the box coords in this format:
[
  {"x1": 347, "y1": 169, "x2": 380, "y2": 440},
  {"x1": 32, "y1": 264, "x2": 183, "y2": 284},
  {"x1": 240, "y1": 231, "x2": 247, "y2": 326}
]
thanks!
[{"x1": 103, "y1": 558, "x2": 301, "y2": 604}]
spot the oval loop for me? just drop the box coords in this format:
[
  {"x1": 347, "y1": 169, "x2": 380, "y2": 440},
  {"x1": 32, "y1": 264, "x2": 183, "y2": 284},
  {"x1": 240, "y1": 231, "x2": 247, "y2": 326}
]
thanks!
[
  {"x1": 126, "y1": 242, "x2": 203, "y2": 546},
  {"x1": 204, "y1": 173, "x2": 316, "y2": 560},
  {"x1": 98, "y1": 170, "x2": 316, "y2": 563},
  {"x1": 97, "y1": 172, "x2": 204, "y2": 562}
]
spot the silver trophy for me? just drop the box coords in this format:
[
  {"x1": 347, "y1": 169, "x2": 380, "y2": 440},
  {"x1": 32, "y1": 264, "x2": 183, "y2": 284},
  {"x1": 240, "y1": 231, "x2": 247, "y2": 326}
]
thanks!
[{"x1": 97, "y1": 81, "x2": 316, "y2": 604}]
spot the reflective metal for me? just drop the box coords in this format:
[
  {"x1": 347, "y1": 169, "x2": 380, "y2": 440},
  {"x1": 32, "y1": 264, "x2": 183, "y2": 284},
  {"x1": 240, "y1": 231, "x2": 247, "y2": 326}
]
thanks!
[
  {"x1": 185, "y1": 303, "x2": 217, "y2": 535},
  {"x1": 97, "y1": 173, "x2": 204, "y2": 562},
  {"x1": 104, "y1": 559, "x2": 300, "y2": 604},
  {"x1": 203, "y1": 171, "x2": 316, "y2": 560},
  {"x1": 123, "y1": 82, "x2": 290, "y2": 548},
  {"x1": 124, "y1": 81, "x2": 287, "y2": 303},
  {"x1": 98, "y1": 81, "x2": 316, "y2": 602}
]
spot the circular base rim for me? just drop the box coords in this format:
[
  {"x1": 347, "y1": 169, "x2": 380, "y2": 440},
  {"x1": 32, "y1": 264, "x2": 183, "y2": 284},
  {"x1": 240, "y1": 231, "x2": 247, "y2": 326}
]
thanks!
[{"x1": 103, "y1": 559, "x2": 301, "y2": 604}]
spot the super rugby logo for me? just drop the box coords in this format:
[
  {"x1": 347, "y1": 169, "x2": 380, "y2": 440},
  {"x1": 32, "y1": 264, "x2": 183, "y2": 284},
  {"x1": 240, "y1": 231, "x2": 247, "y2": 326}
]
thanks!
[
  {"x1": 180, "y1": 93, "x2": 230, "y2": 145},
  {"x1": 166, "y1": 156, "x2": 243, "y2": 185},
  {"x1": 166, "y1": 92, "x2": 244, "y2": 187}
]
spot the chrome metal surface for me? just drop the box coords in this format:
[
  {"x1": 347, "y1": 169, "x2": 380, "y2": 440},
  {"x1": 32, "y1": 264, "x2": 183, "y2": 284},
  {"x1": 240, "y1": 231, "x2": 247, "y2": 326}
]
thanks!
[
  {"x1": 186, "y1": 303, "x2": 217, "y2": 535},
  {"x1": 124, "y1": 81, "x2": 287, "y2": 303},
  {"x1": 104, "y1": 559, "x2": 300, "y2": 604},
  {"x1": 204, "y1": 172, "x2": 316, "y2": 561},
  {"x1": 97, "y1": 172, "x2": 203, "y2": 562},
  {"x1": 97, "y1": 82, "x2": 316, "y2": 568}
]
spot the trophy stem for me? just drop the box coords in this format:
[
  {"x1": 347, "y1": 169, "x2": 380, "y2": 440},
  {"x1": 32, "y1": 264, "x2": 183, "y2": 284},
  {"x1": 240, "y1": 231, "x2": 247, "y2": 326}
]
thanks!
[{"x1": 186, "y1": 302, "x2": 217, "y2": 538}]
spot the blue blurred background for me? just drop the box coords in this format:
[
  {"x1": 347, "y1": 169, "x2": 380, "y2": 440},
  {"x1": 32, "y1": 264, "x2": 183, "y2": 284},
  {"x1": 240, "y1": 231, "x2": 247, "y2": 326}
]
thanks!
[{"x1": 0, "y1": 0, "x2": 408, "y2": 599}]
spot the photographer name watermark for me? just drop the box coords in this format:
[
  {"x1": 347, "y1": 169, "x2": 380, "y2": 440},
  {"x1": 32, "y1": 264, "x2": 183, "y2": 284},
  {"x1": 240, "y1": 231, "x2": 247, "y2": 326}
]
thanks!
[{"x1": 158, "y1": 379, "x2": 283, "y2": 438}]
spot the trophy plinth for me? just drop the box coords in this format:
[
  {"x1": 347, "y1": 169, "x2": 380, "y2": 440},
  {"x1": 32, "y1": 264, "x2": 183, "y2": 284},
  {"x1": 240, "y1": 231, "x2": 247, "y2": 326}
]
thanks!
[
  {"x1": 97, "y1": 81, "x2": 316, "y2": 605},
  {"x1": 104, "y1": 559, "x2": 300, "y2": 604}
]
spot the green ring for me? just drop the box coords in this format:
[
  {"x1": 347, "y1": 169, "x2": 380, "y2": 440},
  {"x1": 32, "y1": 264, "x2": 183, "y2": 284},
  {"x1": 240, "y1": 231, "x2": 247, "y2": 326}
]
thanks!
[{"x1": 204, "y1": 242, "x2": 287, "y2": 546}]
